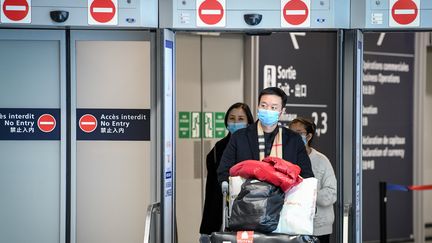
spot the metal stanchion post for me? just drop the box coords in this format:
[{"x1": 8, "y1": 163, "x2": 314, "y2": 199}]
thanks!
[{"x1": 379, "y1": 181, "x2": 387, "y2": 243}]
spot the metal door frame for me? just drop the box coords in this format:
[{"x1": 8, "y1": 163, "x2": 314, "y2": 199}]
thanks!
[
  {"x1": 341, "y1": 29, "x2": 363, "y2": 243},
  {"x1": 157, "y1": 28, "x2": 176, "y2": 243}
]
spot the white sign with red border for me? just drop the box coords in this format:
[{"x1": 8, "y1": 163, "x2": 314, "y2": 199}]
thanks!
[
  {"x1": 196, "y1": 0, "x2": 226, "y2": 27},
  {"x1": 0, "y1": 0, "x2": 31, "y2": 24},
  {"x1": 389, "y1": 0, "x2": 420, "y2": 27},
  {"x1": 88, "y1": 0, "x2": 118, "y2": 25},
  {"x1": 281, "y1": 0, "x2": 310, "y2": 28}
]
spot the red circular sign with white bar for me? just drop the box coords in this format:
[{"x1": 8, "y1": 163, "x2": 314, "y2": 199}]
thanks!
[
  {"x1": 38, "y1": 114, "x2": 56, "y2": 133},
  {"x1": 281, "y1": 0, "x2": 310, "y2": 27},
  {"x1": 88, "y1": 0, "x2": 117, "y2": 25},
  {"x1": 1, "y1": 0, "x2": 31, "y2": 23},
  {"x1": 196, "y1": 0, "x2": 226, "y2": 27},
  {"x1": 79, "y1": 114, "x2": 98, "y2": 133},
  {"x1": 390, "y1": 0, "x2": 419, "y2": 27}
]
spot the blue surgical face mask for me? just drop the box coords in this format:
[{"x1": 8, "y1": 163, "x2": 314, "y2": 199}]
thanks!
[
  {"x1": 257, "y1": 109, "x2": 280, "y2": 127},
  {"x1": 227, "y1": 122, "x2": 248, "y2": 134},
  {"x1": 301, "y1": 134, "x2": 307, "y2": 145}
]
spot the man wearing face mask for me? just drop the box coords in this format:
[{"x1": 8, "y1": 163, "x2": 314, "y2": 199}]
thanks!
[{"x1": 217, "y1": 87, "x2": 314, "y2": 185}]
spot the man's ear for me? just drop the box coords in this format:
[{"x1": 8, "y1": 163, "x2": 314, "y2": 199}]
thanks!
[{"x1": 278, "y1": 108, "x2": 285, "y2": 119}]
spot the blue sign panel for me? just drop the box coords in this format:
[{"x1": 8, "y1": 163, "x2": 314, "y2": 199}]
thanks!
[
  {"x1": 76, "y1": 109, "x2": 150, "y2": 141},
  {"x1": 0, "y1": 108, "x2": 60, "y2": 140}
]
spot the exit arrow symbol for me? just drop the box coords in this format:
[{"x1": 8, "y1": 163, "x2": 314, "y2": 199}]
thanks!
[{"x1": 289, "y1": 32, "x2": 306, "y2": 50}]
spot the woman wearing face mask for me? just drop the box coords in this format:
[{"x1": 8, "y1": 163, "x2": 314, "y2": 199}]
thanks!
[
  {"x1": 199, "y1": 102, "x2": 254, "y2": 242},
  {"x1": 289, "y1": 117, "x2": 337, "y2": 243}
]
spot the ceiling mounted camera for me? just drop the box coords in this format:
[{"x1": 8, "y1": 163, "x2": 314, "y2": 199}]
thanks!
[
  {"x1": 50, "y1": 10, "x2": 69, "y2": 23},
  {"x1": 244, "y1": 14, "x2": 262, "y2": 26}
]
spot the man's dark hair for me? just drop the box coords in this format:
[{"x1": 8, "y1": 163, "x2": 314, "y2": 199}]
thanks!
[
  {"x1": 224, "y1": 102, "x2": 255, "y2": 128},
  {"x1": 258, "y1": 87, "x2": 288, "y2": 107}
]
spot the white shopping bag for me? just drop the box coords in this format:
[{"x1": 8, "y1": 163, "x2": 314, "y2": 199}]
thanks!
[{"x1": 274, "y1": 177, "x2": 318, "y2": 235}]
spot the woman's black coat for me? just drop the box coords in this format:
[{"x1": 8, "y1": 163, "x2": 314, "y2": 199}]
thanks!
[{"x1": 199, "y1": 134, "x2": 231, "y2": 235}]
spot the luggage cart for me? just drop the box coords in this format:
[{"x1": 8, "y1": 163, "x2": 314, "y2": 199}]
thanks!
[{"x1": 210, "y1": 180, "x2": 320, "y2": 243}]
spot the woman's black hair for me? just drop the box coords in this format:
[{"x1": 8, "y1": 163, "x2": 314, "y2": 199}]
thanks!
[
  {"x1": 289, "y1": 117, "x2": 316, "y2": 147},
  {"x1": 224, "y1": 102, "x2": 254, "y2": 127},
  {"x1": 258, "y1": 87, "x2": 288, "y2": 107}
]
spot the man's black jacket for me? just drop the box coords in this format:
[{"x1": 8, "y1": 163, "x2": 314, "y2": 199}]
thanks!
[{"x1": 217, "y1": 122, "x2": 314, "y2": 183}]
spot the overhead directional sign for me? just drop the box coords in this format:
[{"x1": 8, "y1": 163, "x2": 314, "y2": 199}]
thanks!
[
  {"x1": 196, "y1": 0, "x2": 226, "y2": 27},
  {"x1": 37, "y1": 114, "x2": 56, "y2": 133},
  {"x1": 88, "y1": 0, "x2": 118, "y2": 25},
  {"x1": 259, "y1": 32, "x2": 338, "y2": 172},
  {"x1": 0, "y1": 0, "x2": 31, "y2": 23},
  {"x1": 389, "y1": 0, "x2": 419, "y2": 27},
  {"x1": 281, "y1": 0, "x2": 310, "y2": 28}
]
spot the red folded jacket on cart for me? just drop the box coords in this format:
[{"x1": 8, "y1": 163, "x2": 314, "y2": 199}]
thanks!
[{"x1": 229, "y1": 157, "x2": 303, "y2": 192}]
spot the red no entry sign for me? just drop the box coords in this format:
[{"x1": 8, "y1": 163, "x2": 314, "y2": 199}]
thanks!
[
  {"x1": 281, "y1": 0, "x2": 310, "y2": 27},
  {"x1": 1, "y1": 0, "x2": 31, "y2": 23},
  {"x1": 38, "y1": 114, "x2": 56, "y2": 133},
  {"x1": 79, "y1": 114, "x2": 97, "y2": 133},
  {"x1": 390, "y1": 0, "x2": 419, "y2": 26},
  {"x1": 196, "y1": 0, "x2": 225, "y2": 27},
  {"x1": 88, "y1": 0, "x2": 117, "y2": 25}
]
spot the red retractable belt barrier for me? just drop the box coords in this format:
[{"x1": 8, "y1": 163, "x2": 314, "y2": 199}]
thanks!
[{"x1": 408, "y1": 184, "x2": 432, "y2": 191}]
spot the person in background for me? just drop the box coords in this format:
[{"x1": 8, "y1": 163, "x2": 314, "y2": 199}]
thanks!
[
  {"x1": 289, "y1": 117, "x2": 337, "y2": 243},
  {"x1": 199, "y1": 102, "x2": 254, "y2": 243},
  {"x1": 217, "y1": 87, "x2": 314, "y2": 184}
]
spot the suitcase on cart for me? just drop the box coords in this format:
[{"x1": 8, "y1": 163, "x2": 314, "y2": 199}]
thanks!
[{"x1": 209, "y1": 181, "x2": 319, "y2": 243}]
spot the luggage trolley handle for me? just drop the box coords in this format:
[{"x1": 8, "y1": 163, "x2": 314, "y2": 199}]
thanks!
[
  {"x1": 221, "y1": 181, "x2": 229, "y2": 232},
  {"x1": 143, "y1": 202, "x2": 160, "y2": 243}
]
